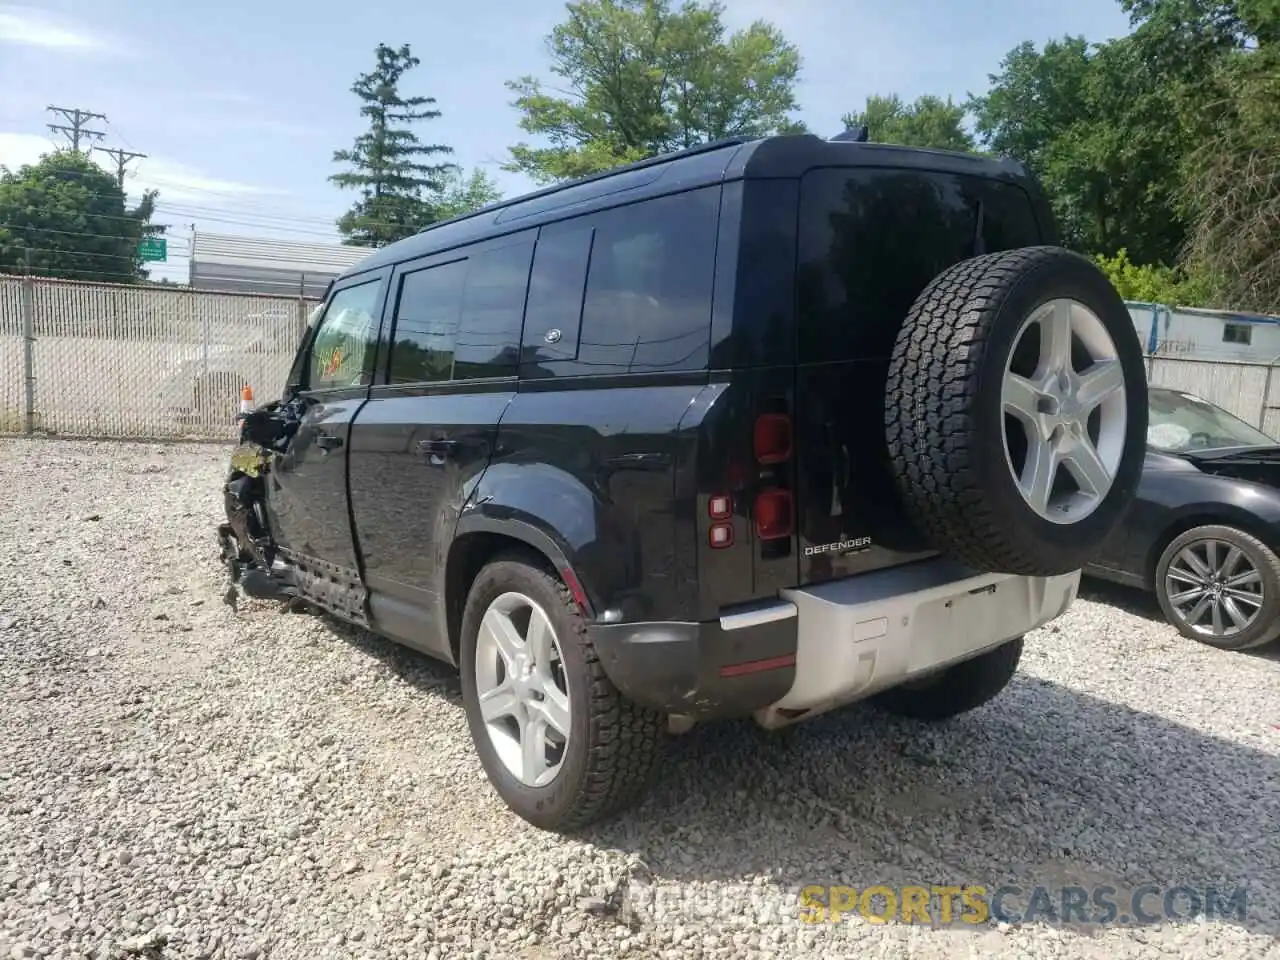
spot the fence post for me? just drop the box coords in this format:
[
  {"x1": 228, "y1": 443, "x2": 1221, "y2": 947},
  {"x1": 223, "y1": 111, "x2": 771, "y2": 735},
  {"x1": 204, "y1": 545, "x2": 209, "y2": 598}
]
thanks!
[
  {"x1": 1260, "y1": 354, "x2": 1280, "y2": 431},
  {"x1": 21, "y1": 250, "x2": 35, "y2": 435}
]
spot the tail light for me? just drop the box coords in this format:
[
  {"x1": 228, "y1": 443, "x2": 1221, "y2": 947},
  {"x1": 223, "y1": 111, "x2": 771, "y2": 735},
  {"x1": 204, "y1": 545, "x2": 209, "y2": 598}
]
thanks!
[
  {"x1": 708, "y1": 493, "x2": 734, "y2": 548},
  {"x1": 753, "y1": 411, "x2": 794, "y2": 540},
  {"x1": 754, "y1": 413, "x2": 792, "y2": 464},
  {"x1": 754, "y1": 487, "x2": 793, "y2": 540}
]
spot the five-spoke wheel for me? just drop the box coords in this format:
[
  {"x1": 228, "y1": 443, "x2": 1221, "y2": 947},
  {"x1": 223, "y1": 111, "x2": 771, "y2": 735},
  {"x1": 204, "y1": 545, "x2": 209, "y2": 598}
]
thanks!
[
  {"x1": 1002, "y1": 298, "x2": 1128, "y2": 525},
  {"x1": 458, "y1": 553, "x2": 665, "y2": 832},
  {"x1": 473, "y1": 592, "x2": 571, "y2": 788}
]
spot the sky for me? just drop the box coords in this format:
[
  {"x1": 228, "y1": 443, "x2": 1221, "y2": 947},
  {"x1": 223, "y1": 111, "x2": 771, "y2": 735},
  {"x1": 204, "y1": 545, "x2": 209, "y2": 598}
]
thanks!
[{"x1": 0, "y1": 0, "x2": 1134, "y2": 283}]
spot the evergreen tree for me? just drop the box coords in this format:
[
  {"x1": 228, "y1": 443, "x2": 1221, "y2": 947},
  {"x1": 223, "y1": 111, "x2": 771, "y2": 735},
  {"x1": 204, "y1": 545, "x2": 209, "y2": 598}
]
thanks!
[{"x1": 330, "y1": 43, "x2": 458, "y2": 246}]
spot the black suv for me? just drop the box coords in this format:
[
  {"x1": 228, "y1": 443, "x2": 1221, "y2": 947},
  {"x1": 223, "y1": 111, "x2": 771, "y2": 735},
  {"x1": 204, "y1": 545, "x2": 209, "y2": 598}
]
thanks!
[{"x1": 219, "y1": 133, "x2": 1148, "y2": 832}]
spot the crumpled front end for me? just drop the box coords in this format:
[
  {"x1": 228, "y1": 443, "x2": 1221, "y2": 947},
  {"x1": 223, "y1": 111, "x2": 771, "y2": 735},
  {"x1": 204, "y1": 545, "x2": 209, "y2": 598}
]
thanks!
[{"x1": 216, "y1": 403, "x2": 302, "y2": 602}]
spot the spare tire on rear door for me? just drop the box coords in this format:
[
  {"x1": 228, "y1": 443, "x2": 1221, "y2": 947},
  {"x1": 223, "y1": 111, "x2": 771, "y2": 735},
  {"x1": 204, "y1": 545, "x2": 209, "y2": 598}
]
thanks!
[{"x1": 884, "y1": 245, "x2": 1148, "y2": 577}]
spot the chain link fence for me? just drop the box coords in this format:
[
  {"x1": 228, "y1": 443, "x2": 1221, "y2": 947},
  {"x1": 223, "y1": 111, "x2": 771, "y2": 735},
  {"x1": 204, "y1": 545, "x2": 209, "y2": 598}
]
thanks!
[
  {"x1": 3, "y1": 274, "x2": 1280, "y2": 442},
  {"x1": 0, "y1": 275, "x2": 317, "y2": 440}
]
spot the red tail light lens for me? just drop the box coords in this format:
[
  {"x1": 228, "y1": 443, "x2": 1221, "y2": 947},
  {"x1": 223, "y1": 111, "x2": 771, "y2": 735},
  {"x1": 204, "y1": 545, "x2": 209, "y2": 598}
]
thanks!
[
  {"x1": 754, "y1": 414, "x2": 792, "y2": 464},
  {"x1": 708, "y1": 494, "x2": 732, "y2": 520},
  {"x1": 754, "y1": 488, "x2": 793, "y2": 540}
]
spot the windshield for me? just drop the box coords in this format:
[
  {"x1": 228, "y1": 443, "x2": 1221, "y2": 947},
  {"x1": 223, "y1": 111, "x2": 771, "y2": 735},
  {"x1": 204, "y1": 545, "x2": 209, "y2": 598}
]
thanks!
[{"x1": 1147, "y1": 388, "x2": 1275, "y2": 452}]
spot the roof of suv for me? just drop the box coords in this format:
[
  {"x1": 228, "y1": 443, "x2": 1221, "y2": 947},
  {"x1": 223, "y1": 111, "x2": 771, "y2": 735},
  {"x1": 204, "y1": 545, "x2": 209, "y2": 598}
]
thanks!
[{"x1": 346, "y1": 133, "x2": 1037, "y2": 278}]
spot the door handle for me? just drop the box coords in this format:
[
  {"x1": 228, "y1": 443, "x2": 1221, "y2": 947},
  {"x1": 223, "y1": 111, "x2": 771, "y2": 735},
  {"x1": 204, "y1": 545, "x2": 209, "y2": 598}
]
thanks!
[
  {"x1": 415, "y1": 439, "x2": 457, "y2": 457},
  {"x1": 316, "y1": 433, "x2": 344, "y2": 451}
]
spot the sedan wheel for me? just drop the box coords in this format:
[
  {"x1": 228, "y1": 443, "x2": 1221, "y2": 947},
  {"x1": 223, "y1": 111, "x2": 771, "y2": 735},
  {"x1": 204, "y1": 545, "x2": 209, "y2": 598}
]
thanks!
[{"x1": 1155, "y1": 525, "x2": 1280, "y2": 650}]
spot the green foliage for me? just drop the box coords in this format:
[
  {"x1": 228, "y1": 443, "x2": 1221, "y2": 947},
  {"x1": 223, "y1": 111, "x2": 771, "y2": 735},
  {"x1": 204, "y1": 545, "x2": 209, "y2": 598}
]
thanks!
[
  {"x1": 431, "y1": 168, "x2": 504, "y2": 221},
  {"x1": 841, "y1": 94, "x2": 975, "y2": 152},
  {"x1": 1093, "y1": 248, "x2": 1214, "y2": 305},
  {"x1": 968, "y1": 34, "x2": 1188, "y2": 267},
  {"x1": 331, "y1": 43, "x2": 459, "y2": 246},
  {"x1": 505, "y1": 0, "x2": 803, "y2": 185},
  {"x1": 0, "y1": 150, "x2": 160, "y2": 283},
  {"x1": 1178, "y1": 42, "x2": 1280, "y2": 313}
]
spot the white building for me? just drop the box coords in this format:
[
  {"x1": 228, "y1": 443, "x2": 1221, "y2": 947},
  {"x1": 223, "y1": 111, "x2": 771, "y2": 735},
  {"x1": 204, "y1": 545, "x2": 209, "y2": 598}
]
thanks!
[
  {"x1": 188, "y1": 231, "x2": 375, "y2": 299},
  {"x1": 1128, "y1": 302, "x2": 1280, "y2": 363}
]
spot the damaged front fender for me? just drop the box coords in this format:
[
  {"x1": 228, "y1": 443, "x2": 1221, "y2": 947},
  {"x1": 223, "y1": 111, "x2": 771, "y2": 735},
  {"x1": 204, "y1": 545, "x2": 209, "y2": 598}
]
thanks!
[{"x1": 218, "y1": 400, "x2": 305, "y2": 603}]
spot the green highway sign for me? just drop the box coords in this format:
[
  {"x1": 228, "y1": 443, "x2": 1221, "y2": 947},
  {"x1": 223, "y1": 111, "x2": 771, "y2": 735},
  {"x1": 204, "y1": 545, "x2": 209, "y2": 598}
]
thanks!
[{"x1": 138, "y1": 237, "x2": 167, "y2": 262}]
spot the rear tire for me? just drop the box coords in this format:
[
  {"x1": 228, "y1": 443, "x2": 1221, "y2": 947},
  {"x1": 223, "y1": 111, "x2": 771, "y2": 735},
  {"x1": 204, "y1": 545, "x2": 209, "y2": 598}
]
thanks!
[
  {"x1": 1154, "y1": 525, "x2": 1280, "y2": 650},
  {"x1": 885, "y1": 246, "x2": 1148, "y2": 576},
  {"x1": 872, "y1": 637, "x2": 1023, "y2": 721},
  {"x1": 459, "y1": 554, "x2": 666, "y2": 832}
]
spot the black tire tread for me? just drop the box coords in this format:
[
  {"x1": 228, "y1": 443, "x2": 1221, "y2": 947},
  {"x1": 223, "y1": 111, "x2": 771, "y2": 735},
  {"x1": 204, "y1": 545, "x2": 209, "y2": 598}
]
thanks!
[
  {"x1": 886, "y1": 246, "x2": 1131, "y2": 575},
  {"x1": 872, "y1": 636, "x2": 1024, "y2": 721},
  {"x1": 463, "y1": 553, "x2": 666, "y2": 831}
]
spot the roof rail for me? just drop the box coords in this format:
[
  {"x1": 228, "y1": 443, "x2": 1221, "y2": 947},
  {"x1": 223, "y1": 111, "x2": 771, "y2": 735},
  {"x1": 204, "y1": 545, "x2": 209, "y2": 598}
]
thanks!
[{"x1": 414, "y1": 135, "x2": 759, "y2": 236}]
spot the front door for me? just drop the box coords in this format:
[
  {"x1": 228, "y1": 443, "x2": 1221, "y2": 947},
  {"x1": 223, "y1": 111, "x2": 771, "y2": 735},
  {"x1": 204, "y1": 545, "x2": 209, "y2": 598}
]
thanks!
[{"x1": 265, "y1": 271, "x2": 389, "y2": 587}]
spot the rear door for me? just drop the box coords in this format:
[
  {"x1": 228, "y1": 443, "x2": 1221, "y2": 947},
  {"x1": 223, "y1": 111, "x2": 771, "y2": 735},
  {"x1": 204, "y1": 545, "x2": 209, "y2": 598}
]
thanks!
[
  {"x1": 793, "y1": 168, "x2": 1045, "y2": 585},
  {"x1": 347, "y1": 232, "x2": 534, "y2": 658},
  {"x1": 264, "y1": 270, "x2": 388, "y2": 580}
]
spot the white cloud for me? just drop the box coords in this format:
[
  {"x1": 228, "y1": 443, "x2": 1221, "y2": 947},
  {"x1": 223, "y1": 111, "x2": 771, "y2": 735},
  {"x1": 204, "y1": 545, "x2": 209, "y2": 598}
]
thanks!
[
  {"x1": 0, "y1": 131, "x2": 57, "y2": 171},
  {"x1": 127, "y1": 157, "x2": 277, "y2": 204},
  {"x1": 0, "y1": 131, "x2": 275, "y2": 206},
  {"x1": 0, "y1": 5, "x2": 108, "y2": 52}
]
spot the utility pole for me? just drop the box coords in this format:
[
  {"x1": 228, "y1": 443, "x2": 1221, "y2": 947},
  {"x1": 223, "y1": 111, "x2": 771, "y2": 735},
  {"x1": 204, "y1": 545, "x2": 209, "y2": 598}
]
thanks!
[
  {"x1": 94, "y1": 146, "x2": 147, "y2": 186},
  {"x1": 45, "y1": 105, "x2": 107, "y2": 152}
]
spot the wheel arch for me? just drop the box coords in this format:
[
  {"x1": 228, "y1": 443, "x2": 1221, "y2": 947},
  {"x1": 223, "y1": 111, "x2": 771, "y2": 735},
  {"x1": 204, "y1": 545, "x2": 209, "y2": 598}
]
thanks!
[{"x1": 444, "y1": 516, "x2": 594, "y2": 663}]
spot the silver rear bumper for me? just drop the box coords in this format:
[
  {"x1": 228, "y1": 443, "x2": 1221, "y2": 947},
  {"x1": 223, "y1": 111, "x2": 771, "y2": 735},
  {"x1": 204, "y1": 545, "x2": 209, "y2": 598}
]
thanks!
[{"x1": 753, "y1": 558, "x2": 1079, "y2": 728}]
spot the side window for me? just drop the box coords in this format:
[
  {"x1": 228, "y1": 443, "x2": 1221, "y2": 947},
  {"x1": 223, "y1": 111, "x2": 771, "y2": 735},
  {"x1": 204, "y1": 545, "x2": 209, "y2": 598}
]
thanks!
[
  {"x1": 388, "y1": 234, "x2": 534, "y2": 384},
  {"x1": 521, "y1": 223, "x2": 593, "y2": 364},
  {"x1": 455, "y1": 237, "x2": 535, "y2": 379},
  {"x1": 577, "y1": 187, "x2": 719, "y2": 374},
  {"x1": 389, "y1": 260, "x2": 467, "y2": 384},
  {"x1": 307, "y1": 279, "x2": 383, "y2": 390},
  {"x1": 522, "y1": 186, "x2": 721, "y2": 377}
]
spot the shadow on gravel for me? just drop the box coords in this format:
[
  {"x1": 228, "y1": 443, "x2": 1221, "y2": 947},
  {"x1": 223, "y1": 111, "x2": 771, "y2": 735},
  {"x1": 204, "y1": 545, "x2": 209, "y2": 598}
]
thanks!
[
  {"x1": 585, "y1": 676, "x2": 1280, "y2": 937},
  {"x1": 1081, "y1": 576, "x2": 1280, "y2": 661},
  {"x1": 308, "y1": 605, "x2": 1278, "y2": 936},
  {"x1": 1078, "y1": 576, "x2": 1165, "y2": 623},
  {"x1": 310, "y1": 611, "x2": 464, "y2": 706}
]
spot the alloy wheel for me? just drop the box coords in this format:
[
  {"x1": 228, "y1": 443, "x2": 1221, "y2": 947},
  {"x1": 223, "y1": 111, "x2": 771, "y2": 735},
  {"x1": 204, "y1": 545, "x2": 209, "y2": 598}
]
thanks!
[
  {"x1": 1164, "y1": 538, "x2": 1264, "y2": 639},
  {"x1": 472, "y1": 591, "x2": 571, "y2": 787},
  {"x1": 1001, "y1": 298, "x2": 1129, "y2": 524}
]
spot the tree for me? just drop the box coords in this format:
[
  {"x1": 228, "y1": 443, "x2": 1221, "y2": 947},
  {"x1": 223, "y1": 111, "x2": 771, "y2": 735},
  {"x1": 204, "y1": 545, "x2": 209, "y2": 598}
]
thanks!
[
  {"x1": 330, "y1": 43, "x2": 458, "y2": 246},
  {"x1": 431, "y1": 167, "x2": 503, "y2": 221},
  {"x1": 841, "y1": 94, "x2": 974, "y2": 152},
  {"x1": 505, "y1": 0, "x2": 803, "y2": 185},
  {"x1": 0, "y1": 150, "x2": 159, "y2": 283},
  {"x1": 968, "y1": 35, "x2": 1188, "y2": 266},
  {"x1": 1179, "y1": 43, "x2": 1280, "y2": 312}
]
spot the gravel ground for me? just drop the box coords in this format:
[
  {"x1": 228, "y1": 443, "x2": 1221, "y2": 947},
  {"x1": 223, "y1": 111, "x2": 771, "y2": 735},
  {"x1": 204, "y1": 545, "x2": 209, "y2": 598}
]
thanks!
[{"x1": 1, "y1": 438, "x2": 1278, "y2": 960}]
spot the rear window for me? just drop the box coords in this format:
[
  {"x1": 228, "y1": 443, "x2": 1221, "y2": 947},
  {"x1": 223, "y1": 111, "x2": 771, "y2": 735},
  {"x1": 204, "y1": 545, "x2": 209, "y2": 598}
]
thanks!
[{"x1": 796, "y1": 168, "x2": 1042, "y2": 363}]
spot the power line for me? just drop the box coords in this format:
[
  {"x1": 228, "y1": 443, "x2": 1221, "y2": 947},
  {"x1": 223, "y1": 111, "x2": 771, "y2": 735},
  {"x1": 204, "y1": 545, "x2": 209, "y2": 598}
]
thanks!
[
  {"x1": 94, "y1": 146, "x2": 148, "y2": 187},
  {"x1": 46, "y1": 105, "x2": 107, "y2": 152}
]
